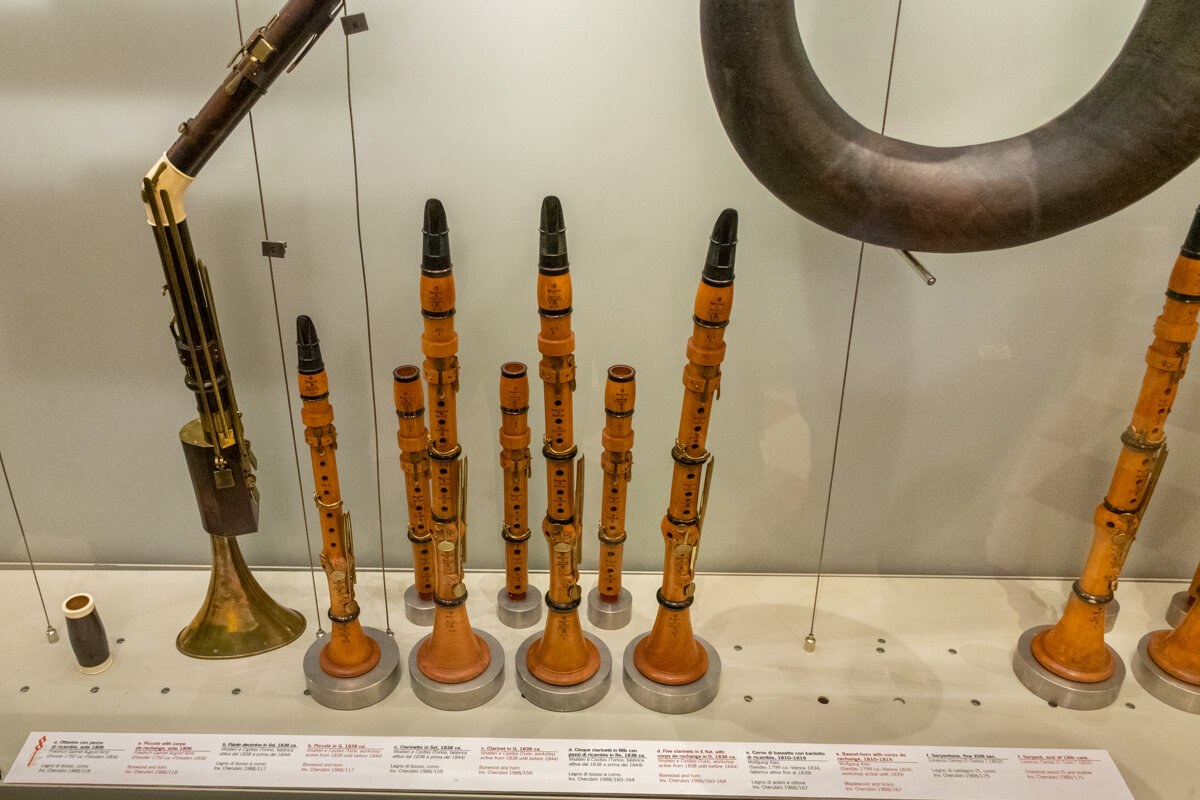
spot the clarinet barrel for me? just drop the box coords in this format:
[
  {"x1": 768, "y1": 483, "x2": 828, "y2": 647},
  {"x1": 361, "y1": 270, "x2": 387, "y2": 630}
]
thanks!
[
  {"x1": 587, "y1": 365, "x2": 636, "y2": 630},
  {"x1": 625, "y1": 208, "x2": 737, "y2": 714},
  {"x1": 296, "y1": 316, "x2": 400, "y2": 710}
]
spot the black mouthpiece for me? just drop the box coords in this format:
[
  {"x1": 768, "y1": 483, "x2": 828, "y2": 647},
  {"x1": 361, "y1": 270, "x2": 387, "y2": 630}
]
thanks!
[
  {"x1": 422, "y1": 198, "x2": 452, "y2": 275},
  {"x1": 538, "y1": 195, "x2": 569, "y2": 274},
  {"x1": 702, "y1": 208, "x2": 738, "y2": 286},
  {"x1": 1182, "y1": 205, "x2": 1200, "y2": 260},
  {"x1": 296, "y1": 315, "x2": 324, "y2": 374}
]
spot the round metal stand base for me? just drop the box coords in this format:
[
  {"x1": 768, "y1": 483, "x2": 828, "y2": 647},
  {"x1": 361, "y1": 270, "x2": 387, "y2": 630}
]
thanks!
[
  {"x1": 1011, "y1": 625, "x2": 1123, "y2": 710},
  {"x1": 1166, "y1": 591, "x2": 1191, "y2": 628},
  {"x1": 303, "y1": 627, "x2": 401, "y2": 711},
  {"x1": 586, "y1": 587, "x2": 632, "y2": 630},
  {"x1": 408, "y1": 630, "x2": 505, "y2": 711},
  {"x1": 1132, "y1": 631, "x2": 1200, "y2": 714},
  {"x1": 404, "y1": 584, "x2": 435, "y2": 626},
  {"x1": 514, "y1": 631, "x2": 611, "y2": 712},
  {"x1": 496, "y1": 587, "x2": 542, "y2": 629},
  {"x1": 1105, "y1": 598, "x2": 1119, "y2": 632},
  {"x1": 622, "y1": 633, "x2": 721, "y2": 714}
]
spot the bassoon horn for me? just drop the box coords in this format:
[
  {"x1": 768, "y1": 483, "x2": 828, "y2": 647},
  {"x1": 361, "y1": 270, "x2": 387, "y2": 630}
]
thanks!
[
  {"x1": 1015, "y1": 206, "x2": 1200, "y2": 710},
  {"x1": 587, "y1": 365, "x2": 636, "y2": 630},
  {"x1": 625, "y1": 209, "x2": 737, "y2": 714},
  {"x1": 296, "y1": 317, "x2": 400, "y2": 710},
  {"x1": 406, "y1": 201, "x2": 504, "y2": 710},
  {"x1": 497, "y1": 363, "x2": 542, "y2": 628},
  {"x1": 141, "y1": 0, "x2": 344, "y2": 657},
  {"x1": 516, "y1": 196, "x2": 612, "y2": 712}
]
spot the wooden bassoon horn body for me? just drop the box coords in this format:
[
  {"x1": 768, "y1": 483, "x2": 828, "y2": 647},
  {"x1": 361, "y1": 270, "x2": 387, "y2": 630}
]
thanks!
[
  {"x1": 633, "y1": 209, "x2": 738, "y2": 688},
  {"x1": 1017, "y1": 207, "x2": 1200, "y2": 709},
  {"x1": 523, "y1": 196, "x2": 602, "y2": 688}
]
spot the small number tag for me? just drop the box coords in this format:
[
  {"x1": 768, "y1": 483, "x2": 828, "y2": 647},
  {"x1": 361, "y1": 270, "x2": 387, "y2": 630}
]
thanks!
[{"x1": 341, "y1": 13, "x2": 368, "y2": 35}]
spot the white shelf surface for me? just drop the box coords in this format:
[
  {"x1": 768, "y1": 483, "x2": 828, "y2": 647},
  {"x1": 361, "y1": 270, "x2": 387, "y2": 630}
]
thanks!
[{"x1": 0, "y1": 568, "x2": 1195, "y2": 799}]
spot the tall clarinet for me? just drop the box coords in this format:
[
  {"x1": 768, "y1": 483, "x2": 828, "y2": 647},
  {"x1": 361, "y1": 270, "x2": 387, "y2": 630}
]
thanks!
[
  {"x1": 517, "y1": 196, "x2": 612, "y2": 712},
  {"x1": 497, "y1": 363, "x2": 543, "y2": 628},
  {"x1": 407, "y1": 201, "x2": 504, "y2": 710},
  {"x1": 1015, "y1": 207, "x2": 1200, "y2": 711},
  {"x1": 296, "y1": 317, "x2": 399, "y2": 710},
  {"x1": 141, "y1": 0, "x2": 343, "y2": 657},
  {"x1": 626, "y1": 209, "x2": 737, "y2": 715},
  {"x1": 587, "y1": 365, "x2": 636, "y2": 630}
]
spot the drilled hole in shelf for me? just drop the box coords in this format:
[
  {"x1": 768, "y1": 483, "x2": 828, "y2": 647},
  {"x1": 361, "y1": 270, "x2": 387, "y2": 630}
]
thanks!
[
  {"x1": 1048, "y1": 701, "x2": 1058, "y2": 708},
  {"x1": 161, "y1": 687, "x2": 170, "y2": 694},
  {"x1": 232, "y1": 688, "x2": 241, "y2": 696},
  {"x1": 948, "y1": 648, "x2": 958, "y2": 655},
  {"x1": 303, "y1": 689, "x2": 311, "y2": 696},
  {"x1": 115, "y1": 638, "x2": 125, "y2": 645},
  {"x1": 970, "y1": 699, "x2": 981, "y2": 707},
  {"x1": 877, "y1": 638, "x2": 886, "y2": 644},
  {"x1": 876, "y1": 647, "x2": 885, "y2": 654},
  {"x1": 892, "y1": 697, "x2": 905, "y2": 705},
  {"x1": 817, "y1": 696, "x2": 830, "y2": 705},
  {"x1": 90, "y1": 687, "x2": 99, "y2": 694},
  {"x1": 19, "y1": 686, "x2": 29, "y2": 693},
  {"x1": 743, "y1": 695, "x2": 753, "y2": 703},
  {"x1": 733, "y1": 645, "x2": 742, "y2": 652},
  {"x1": 1125, "y1": 702, "x2": 1136, "y2": 710}
]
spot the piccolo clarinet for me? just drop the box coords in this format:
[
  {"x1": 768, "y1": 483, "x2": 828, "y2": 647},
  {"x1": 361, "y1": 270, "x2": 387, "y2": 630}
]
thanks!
[
  {"x1": 587, "y1": 365, "x2": 636, "y2": 630},
  {"x1": 518, "y1": 196, "x2": 612, "y2": 712},
  {"x1": 497, "y1": 363, "x2": 543, "y2": 628},
  {"x1": 627, "y1": 209, "x2": 737, "y2": 714},
  {"x1": 142, "y1": 0, "x2": 342, "y2": 658},
  {"x1": 406, "y1": 201, "x2": 503, "y2": 710},
  {"x1": 1016, "y1": 207, "x2": 1200, "y2": 711}
]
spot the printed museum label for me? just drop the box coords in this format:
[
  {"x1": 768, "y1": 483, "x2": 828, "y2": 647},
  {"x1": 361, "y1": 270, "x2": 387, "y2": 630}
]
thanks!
[{"x1": 5, "y1": 732, "x2": 1133, "y2": 799}]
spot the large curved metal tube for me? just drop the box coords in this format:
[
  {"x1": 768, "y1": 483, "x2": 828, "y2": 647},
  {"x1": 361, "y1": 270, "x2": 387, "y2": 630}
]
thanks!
[{"x1": 701, "y1": 1, "x2": 1200, "y2": 253}]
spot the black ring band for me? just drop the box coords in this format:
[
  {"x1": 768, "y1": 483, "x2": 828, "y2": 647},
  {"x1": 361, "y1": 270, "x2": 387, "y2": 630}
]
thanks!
[{"x1": 656, "y1": 588, "x2": 694, "y2": 611}]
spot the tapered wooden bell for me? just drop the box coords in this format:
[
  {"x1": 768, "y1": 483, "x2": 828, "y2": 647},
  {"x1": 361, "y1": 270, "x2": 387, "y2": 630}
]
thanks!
[
  {"x1": 417, "y1": 602, "x2": 490, "y2": 683},
  {"x1": 525, "y1": 602, "x2": 600, "y2": 685},
  {"x1": 1148, "y1": 602, "x2": 1200, "y2": 685},
  {"x1": 633, "y1": 605, "x2": 708, "y2": 685}
]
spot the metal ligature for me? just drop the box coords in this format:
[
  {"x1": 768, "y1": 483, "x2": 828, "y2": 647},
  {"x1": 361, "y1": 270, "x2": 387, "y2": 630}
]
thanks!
[
  {"x1": 141, "y1": 0, "x2": 345, "y2": 657},
  {"x1": 625, "y1": 209, "x2": 738, "y2": 714}
]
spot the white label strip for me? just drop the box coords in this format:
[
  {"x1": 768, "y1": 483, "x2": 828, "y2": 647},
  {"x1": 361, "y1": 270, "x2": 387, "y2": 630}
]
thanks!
[{"x1": 4, "y1": 732, "x2": 1133, "y2": 799}]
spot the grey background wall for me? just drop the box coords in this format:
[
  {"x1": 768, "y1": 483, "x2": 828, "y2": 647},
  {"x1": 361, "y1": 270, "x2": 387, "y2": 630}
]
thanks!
[{"x1": 2, "y1": 0, "x2": 1198, "y2": 581}]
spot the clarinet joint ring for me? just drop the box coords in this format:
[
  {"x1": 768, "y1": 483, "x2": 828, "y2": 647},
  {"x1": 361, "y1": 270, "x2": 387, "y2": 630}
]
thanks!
[{"x1": 1072, "y1": 579, "x2": 1114, "y2": 606}]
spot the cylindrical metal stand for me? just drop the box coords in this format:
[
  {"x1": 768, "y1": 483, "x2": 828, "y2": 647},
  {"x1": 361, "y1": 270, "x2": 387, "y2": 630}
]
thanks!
[
  {"x1": 586, "y1": 586, "x2": 632, "y2": 630},
  {"x1": 622, "y1": 632, "x2": 720, "y2": 714},
  {"x1": 404, "y1": 584, "x2": 435, "y2": 626},
  {"x1": 303, "y1": 627, "x2": 401, "y2": 711},
  {"x1": 497, "y1": 586, "x2": 542, "y2": 629},
  {"x1": 1133, "y1": 630, "x2": 1200, "y2": 714},
  {"x1": 408, "y1": 630, "x2": 505, "y2": 711},
  {"x1": 1012, "y1": 625, "x2": 1124, "y2": 710},
  {"x1": 1167, "y1": 591, "x2": 1191, "y2": 628},
  {"x1": 515, "y1": 631, "x2": 611, "y2": 712}
]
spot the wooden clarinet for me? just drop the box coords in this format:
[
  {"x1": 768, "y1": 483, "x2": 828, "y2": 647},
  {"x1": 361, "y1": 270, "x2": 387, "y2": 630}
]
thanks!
[
  {"x1": 587, "y1": 365, "x2": 636, "y2": 630},
  {"x1": 394, "y1": 364, "x2": 435, "y2": 625},
  {"x1": 497, "y1": 363, "x2": 543, "y2": 628},
  {"x1": 1016, "y1": 207, "x2": 1200, "y2": 710},
  {"x1": 518, "y1": 196, "x2": 611, "y2": 712},
  {"x1": 407, "y1": 201, "x2": 503, "y2": 710},
  {"x1": 296, "y1": 316, "x2": 379, "y2": 678},
  {"x1": 627, "y1": 209, "x2": 737, "y2": 714},
  {"x1": 142, "y1": 0, "x2": 343, "y2": 658}
]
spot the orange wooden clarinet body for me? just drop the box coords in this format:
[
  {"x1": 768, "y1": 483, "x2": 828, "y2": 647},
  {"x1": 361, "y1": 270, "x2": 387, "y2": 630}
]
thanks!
[
  {"x1": 499, "y1": 363, "x2": 534, "y2": 601},
  {"x1": 296, "y1": 318, "x2": 380, "y2": 679},
  {"x1": 525, "y1": 196, "x2": 600, "y2": 686},
  {"x1": 415, "y1": 199, "x2": 489, "y2": 683},
  {"x1": 597, "y1": 366, "x2": 636, "y2": 603},
  {"x1": 393, "y1": 366, "x2": 434, "y2": 601},
  {"x1": 634, "y1": 209, "x2": 737, "y2": 686},
  {"x1": 1033, "y1": 220, "x2": 1200, "y2": 683}
]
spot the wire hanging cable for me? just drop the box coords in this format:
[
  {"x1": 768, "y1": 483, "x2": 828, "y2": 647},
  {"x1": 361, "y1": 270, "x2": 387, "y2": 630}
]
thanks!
[
  {"x1": 341, "y1": 0, "x2": 393, "y2": 635},
  {"x1": 233, "y1": 0, "x2": 325, "y2": 636},
  {"x1": 806, "y1": 1, "x2": 905, "y2": 649},
  {"x1": 1, "y1": 446, "x2": 57, "y2": 643}
]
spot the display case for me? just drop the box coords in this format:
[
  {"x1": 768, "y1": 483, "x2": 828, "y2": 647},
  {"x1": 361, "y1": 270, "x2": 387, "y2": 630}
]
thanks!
[{"x1": 2, "y1": 1, "x2": 1198, "y2": 798}]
